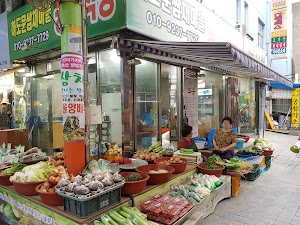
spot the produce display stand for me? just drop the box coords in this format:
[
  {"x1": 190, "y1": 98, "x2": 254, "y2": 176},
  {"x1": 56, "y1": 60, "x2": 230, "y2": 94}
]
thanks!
[
  {"x1": 131, "y1": 165, "x2": 232, "y2": 225},
  {"x1": 0, "y1": 164, "x2": 232, "y2": 225},
  {"x1": 0, "y1": 185, "x2": 131, "y2": 225}
]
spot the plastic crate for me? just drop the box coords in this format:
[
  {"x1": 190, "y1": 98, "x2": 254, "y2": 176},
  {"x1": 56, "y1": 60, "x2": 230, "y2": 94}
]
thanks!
[
  {"x1": 242, "y1": 166, "x2": 260, "y2": 181},
  {"x1": 265, "y1": 156, "x2": 271, "y2": 165},
  {"x1": 231, "y1": 176, "x2": 241, "y2": 197},
  {"x1": 62, "y1": 187, "x2": 122, "y2": 218},
  {"x1": 259, "y1": 157, "x2": 265, "y2": 168},
  {"x1": 259, "y1": 165, "x2": 267, "y2": 175}
]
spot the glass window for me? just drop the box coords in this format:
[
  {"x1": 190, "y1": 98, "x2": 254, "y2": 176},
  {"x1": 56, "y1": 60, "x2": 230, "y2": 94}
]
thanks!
[
  {"x1": 135, "y1": 60, "x2": 159, "y2": 150},
  {"x1": 258, "y1": 19, "x2": 264, "y2": 49},
  {"x1": 161, "y1": 64, "x2": 180, "y2": 142},
  {"x1": 98, "y1": 50, "x2": 122, "y2": 146},
  {"x1": 238, "y1": 78, "x2": 256, "y2": 132},
  {"x1": 198, "y1": 70, "x2": 223, "y2": 137}
]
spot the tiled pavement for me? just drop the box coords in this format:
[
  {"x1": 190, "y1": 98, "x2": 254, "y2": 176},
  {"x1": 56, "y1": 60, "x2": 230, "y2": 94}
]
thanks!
[{"x1": 201, "y1": 131, "x2": 300, "y2": 225}]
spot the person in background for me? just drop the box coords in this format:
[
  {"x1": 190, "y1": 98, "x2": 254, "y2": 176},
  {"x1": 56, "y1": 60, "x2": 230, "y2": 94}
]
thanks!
[
  {"x1": 212, "y1": 117, "x2": 237, "y2": 160},
  {"x1": 0, "y1": 99, "x2": 13, "y2": 130},
  {"x1": 178, "y1": 125, "x2": 198, "y2": 152}
]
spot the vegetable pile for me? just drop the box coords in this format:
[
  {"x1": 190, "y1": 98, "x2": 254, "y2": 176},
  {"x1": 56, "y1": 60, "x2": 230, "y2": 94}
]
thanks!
[
  {"x1": 149, "y1": 141, "x2": 166, "y2": 155},
  {"x1": 56, "y1": 172, "x2": 124, "y2": 198},
  {"x1": 148, "y1": 169, "x2": 169, "y2": 174},
  {"x1": 111, "y1": 157, "x2": 132, "y2": 164},
  {"x1": 48, "y1": 165, "x2": 68, "y2": 183},
  {"x1": 190, "y1": 173, "x2": 223, "y2": 192},
  {"x1": 125, "y1": 173, "x2": 143, "y2": 182},
  {"x1": 253, "y1": 138, "x2": 274, "y2": 151},
  {"x1": 18, "y1": 147, "x2": 48, "y2": 163},
  {"x1": 206, "y1": 155, "x2": 253, "y2": 174},
  {"x1": 38, "y1": 180, "x2": 56, "y2": 193},
  {"x1": 94, "y1": 205, "x2": 159, "y2": 225},
  {"x1": 179, "y1": 148, "x2": 194, "y2": 154},
  {"x1": 0, "y1": 163, "x2": 26, "y2": 176},
  {"x1": 169, "y1": 185, "x2": 204, "y2": 204},
  {"x1": 133, "y1": 151, "x2": 161, "y2": 161},
  {"x1": 9, "y1": 162, "x2": 55, "y2": 183},
  {"x1": 140, "y1": 194, "x2": 194, "y2": 225},
  {"x1": 158, "y1": 154, "x2": 185, "y2": 165},
  {"x1": 202, "y1": 163, "x2": 223, "y2": 170}
]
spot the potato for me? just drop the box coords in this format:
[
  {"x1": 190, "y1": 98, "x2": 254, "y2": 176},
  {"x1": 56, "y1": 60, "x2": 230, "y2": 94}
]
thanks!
[
  {"x1": 157, "y1": 169, "x2": 168, "y2": 173},
  {"x1": 148, "y1": 170, "x2": 159, "y2": 174}
]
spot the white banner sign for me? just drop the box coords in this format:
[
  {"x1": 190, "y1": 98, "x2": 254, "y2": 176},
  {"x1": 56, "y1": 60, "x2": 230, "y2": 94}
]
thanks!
[
  {"x1": 126, "y1": 0, "x2": 243, "y2": 48},
  {"x1": 0, "y1": 12, "x2": 11, "y2": 70},
  {"x1": 184, "y1": 77, "x2": 198, "y2": 137},
  {"x1": 61, "y1": 54, "x2": 85, "y2": 141}
]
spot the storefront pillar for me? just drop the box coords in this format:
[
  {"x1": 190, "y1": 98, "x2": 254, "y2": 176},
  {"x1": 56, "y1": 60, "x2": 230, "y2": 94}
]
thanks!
[{"x1": 60, "y1": 1, "x2": 86, "y2": 175}]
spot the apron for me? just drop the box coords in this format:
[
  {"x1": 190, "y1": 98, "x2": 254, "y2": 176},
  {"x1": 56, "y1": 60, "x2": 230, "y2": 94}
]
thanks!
[{"x1": 186, "y1": 140, "x2": 197, "y2": 152}]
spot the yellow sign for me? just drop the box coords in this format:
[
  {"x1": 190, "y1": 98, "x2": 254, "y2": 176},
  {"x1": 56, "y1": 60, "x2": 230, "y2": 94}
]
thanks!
[
  {"x1": 272, "y1": 0, "x2": 287, "y2": 10},
  {"x1": 291, "y1": 89, "x2": 300, "y2": 127},
  {"x1": 265, "y1": 112, "x2": 275, "y2": 130}
]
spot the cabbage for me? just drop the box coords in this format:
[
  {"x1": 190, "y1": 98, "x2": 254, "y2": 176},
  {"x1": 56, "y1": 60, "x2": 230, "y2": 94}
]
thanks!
[{"x1": 22, "y1": 161, "x2": 48, "y2": 172}]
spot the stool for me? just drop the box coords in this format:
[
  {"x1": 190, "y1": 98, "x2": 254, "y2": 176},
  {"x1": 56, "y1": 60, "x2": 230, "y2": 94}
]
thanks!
[{"x1": 231, "y1": 176, "x2": 241, "y2": 197}]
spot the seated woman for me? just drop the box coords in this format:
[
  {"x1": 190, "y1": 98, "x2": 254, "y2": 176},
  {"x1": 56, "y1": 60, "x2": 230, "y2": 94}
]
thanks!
[
  {"x1": 212, "y1": 117, "x2": 237, "y2": 160},
  {"x1": 177, "y1": 125, "x2": 198, "y2": 152}
]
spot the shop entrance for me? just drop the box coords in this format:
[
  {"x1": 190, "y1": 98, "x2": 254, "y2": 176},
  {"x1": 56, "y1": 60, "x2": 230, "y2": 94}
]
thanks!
[
  {"x1": 27, "y1": 73, "x2": 63, "y2": 154},
  {"x1": 160, "y1": 64, "x2": 181, "y2": 146}
]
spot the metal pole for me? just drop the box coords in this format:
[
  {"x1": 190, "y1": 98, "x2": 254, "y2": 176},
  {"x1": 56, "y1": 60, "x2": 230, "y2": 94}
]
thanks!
[{"x1": 81, "y1": 0, "x2": 90, "y2": 164}]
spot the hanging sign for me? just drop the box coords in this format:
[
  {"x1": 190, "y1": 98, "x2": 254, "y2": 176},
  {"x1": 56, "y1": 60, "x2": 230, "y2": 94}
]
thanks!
[
  {"x1": 291, "y1": 88, "x2": 299, "y2": 127},
  {"x1": 8, "y1": 0, "x2": 125, "y2": 61},
  {"x1": 61, "y1": 54, "x2": 85, "y2": 141},
  {"x1": 184, "y1": 77, "x2": 198, "y2": 137},
  {"x1": 271, "y1": 0, "x2": 288, "y2": 59}
]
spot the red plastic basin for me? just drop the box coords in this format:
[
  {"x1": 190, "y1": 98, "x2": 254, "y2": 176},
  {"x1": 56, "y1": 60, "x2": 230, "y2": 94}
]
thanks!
[
  {"x1": 35, "y1": 184, "x2": 64, "y2": 206},
  {"x1": 120, "y1": 172, "x2": 150, "y2": 196},
  {"x1": 154, "y1": 157, "x2": 188, "y2": 174},
  {"x1": 198, "y1": 162, "x2": 225, "y2": 177},
  {"x1": 0, "y1": 175, "x2": 12, "y2": 186},
  {"x1": 263, "y1": 149, "x2": 274, "y2": 156},
  {"x1": 136, "y1": 164, "x2": 175, "y2": 185},
  {"x1": 11, "y1": 180, "x2": 44, "y2": 196}
]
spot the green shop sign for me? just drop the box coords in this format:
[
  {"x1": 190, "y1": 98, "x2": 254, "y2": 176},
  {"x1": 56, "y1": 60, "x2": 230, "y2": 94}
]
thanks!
[{"x1": 8, "y1": 0, "x2": 125, "y2": 61}]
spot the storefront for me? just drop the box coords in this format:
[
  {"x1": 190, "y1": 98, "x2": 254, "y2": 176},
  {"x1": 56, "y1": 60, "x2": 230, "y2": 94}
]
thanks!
[{"x1": 2, "y1": 1, "x2": 292, "y2": 154}]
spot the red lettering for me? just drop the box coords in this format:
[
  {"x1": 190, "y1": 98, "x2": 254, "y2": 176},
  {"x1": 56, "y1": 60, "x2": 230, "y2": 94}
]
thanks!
[
  {"x1": 99, "y1": 0, "x2": 115, "y2": 21},
  {"x1": 87, "y1": 0, "x2": 97, "y2": 24}
]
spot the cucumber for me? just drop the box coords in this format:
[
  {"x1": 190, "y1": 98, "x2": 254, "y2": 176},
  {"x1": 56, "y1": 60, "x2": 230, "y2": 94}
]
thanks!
[
  {"x1": 108, "y1": 211, "x2": 126, "y2": 225},
  {"x1": 117, "y1": 210, "x2": 130, "y2": 218},
  {"x1": 100, "y1": 215, "x2": 111, "y2": 225}
]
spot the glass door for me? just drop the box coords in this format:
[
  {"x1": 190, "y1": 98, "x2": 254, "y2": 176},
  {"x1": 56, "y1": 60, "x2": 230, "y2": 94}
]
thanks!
[
  {"x1": 135, "y1": 60, "x2": 159, "y2": 150},
  {"x1": 160, "y1": 64, "x2": 180, "y2": 144}
]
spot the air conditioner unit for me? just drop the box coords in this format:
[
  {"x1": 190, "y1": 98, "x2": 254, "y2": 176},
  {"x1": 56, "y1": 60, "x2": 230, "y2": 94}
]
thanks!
[{"x1": 235, "y1": 24, "x2": 246, "y2": 37}]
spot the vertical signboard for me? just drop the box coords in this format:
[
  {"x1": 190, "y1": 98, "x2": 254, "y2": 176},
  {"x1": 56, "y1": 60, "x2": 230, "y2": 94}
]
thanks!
[
  {"x1": 291, "y1": 88, "x2": 299, "y2": 127},
  {"x1": 271, "y1": 0, "x2": 288, "y2": 59},
  {"x1": 184, "y1": 77, "x2": 198, "y2": 138},
  {"x1": 0, "y1": 12, "x2": 11, "y2": 70},
  {"x1": 61, "y1": 54, "x2": 85, "y2": 141}
]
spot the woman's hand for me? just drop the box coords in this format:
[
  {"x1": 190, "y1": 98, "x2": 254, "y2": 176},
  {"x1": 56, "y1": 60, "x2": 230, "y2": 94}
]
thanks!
[{"x1": 220, "y1": 147, "x2": 227, "y2": 152}]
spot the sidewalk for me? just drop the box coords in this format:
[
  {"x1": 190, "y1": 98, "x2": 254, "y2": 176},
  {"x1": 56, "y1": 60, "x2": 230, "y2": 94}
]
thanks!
[{"x1": 201, "y1": 131, "x2": 300, "y2": 225}]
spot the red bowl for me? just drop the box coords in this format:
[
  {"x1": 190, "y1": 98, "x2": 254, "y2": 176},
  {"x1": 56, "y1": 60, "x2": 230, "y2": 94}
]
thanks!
[
  {"x1": 0, "y1": 175, "x2": 12, "y2": 186},
  {"x1": 198, "y1": 162, "x2": 225, "y2": 177},
  {"x1": 263, "y1": 149, "x2": 274, "y2": 156},
  {"x1": 120, "y1": 172, "x2": 150, "y2": 195},
  {"x1": 35, "y1": 184, "x2": 63, "y2": 206},
  {"x1": 154, "y1": 157, "x2": 188, "y2": 174},
  {"x1": 237, "y1": 135, "x2": 250, "y2": 142},
  {"x1": 136, "y1": 164, "x2": 175, "y2": 185},
  {"x1": 11, "y1": 180, "x2": 44, "y2": 196}
]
